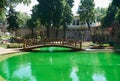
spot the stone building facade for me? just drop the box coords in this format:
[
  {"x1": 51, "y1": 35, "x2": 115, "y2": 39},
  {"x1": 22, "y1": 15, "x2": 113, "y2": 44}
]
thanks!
[{"x1": 66, "y1": 15, "x2": 99, "y2": 41}]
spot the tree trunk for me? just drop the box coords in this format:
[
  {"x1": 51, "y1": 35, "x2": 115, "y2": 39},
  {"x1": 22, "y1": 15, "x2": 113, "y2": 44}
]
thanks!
[
  {"x1": 63, "y1": 25, "x2": 67, "y2": 40},
  {"x1": 31, "y1": 27, "x2": 34, "y2": 38},
  {"x1": 46, "y1": 25, "x2": 50, "y2": 40},
  {"x1": 55, "y1": 27, "x2": 59, "y2": 40},
  {"x1": 86, "y1": 20, "x2": 91, "y2": 31},
  {"x1": 14, "y1": 31, "x2": 17, "y2": 37},
  {"x1": 86, "y1": 19, "x2": 93, "y2": 42}
]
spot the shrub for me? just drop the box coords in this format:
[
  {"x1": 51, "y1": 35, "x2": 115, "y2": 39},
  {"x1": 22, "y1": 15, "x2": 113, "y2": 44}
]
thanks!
[
  {"x1": 14, "y1": 37, "x2": 24, "y2": 43},
  {"x1": 114, "y1": 43, "x2": 120, "y2": 49},
  {"x1": 109, "y1": 41, "x2": 115, "y2": 46},
  {"x1": 7, "y1": 43, "x2": 23, "y2": 48}
]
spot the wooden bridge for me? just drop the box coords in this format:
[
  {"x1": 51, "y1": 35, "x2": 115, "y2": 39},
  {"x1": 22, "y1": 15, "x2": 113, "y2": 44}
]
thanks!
[{"x1": 22, "y1": 39, "x2": 82, "y2": 51}]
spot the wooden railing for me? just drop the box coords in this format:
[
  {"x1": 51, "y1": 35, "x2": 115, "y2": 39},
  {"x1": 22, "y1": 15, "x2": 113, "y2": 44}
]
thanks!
[{"x1": 23, "y1": 39, "x2": 82, "y2": 51}]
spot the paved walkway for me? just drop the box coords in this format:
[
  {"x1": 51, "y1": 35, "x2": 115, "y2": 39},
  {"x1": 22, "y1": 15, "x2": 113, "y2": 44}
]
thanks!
[{"x1": 0, "y1": 47, "x2": 20, "y2": 55}]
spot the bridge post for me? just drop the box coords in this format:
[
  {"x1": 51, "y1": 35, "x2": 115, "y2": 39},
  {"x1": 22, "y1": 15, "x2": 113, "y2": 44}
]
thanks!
[
  {"x1": 62, "y1": 39, "x2": 64, "y2": 45},
  {"x1": 79, "y1": 41, "x2": 82, "y2": 50}
]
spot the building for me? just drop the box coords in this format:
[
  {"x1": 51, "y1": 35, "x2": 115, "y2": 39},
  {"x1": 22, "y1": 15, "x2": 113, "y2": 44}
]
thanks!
[{"x1": 66, "y1": 15, "x2": 100, "y2": 41}]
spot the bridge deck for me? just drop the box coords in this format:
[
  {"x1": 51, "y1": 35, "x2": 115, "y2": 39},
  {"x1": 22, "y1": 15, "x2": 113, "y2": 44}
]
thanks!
[
  {"x1": 23, "y1": 44, "x2": 81, "y2": 51},
  {"x1": 22, "y1": 40, "x2": 82, "y2": 51}
]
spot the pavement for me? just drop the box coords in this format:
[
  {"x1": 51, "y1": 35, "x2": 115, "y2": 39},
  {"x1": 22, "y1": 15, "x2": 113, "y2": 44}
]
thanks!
[{"x1": 0, "y1": 47, "x2": 20, "y2": 55}]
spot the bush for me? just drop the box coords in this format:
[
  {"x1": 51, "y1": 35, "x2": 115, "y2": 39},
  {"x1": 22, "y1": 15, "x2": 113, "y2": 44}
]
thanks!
[
  {"x1": 7, "y1": 43, "x2": 23, "y2": 48},
  {"x1": 9, "y1": 37, "x2": 24, "y2": 43},
  {"x1": 109, "y1": 41, "x2": 115, "y2": 46},
  {"x1": 114, "y1": 43, "x2": 120, "y2": 49},
  {"x1": 14, "y1": 37, "x2": 24, "y2": 43}
]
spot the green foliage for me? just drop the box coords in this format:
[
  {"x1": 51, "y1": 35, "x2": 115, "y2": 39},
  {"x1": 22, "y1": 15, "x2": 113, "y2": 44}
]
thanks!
[
  {"x1": 29, "y1": 5, "x2": 41, "y2": 38},
  {"x1": 112, "y1": 0, "x2": 120, "y2": 26},
  {"x1": 0, "y1": 0, "x2": 31, "y2": 8},
  {"x1": 115, "y1": 9, "x2": 120, "y2": 22},
  {"x1": 62, "y1": 0, "x2": 73, "y2": 39},
  {"x1": 0, "y1": 9, "x2": 6, "y2": 21},
  {"x1": 31, "y1": 5, "x2": 39, "y2": 21},
  {"x1": 7, "y1": 8, "x2": 30, "y2": 32},
  {"x1": 112, "y1": 0, "x2": 120, "y2": 8},
  {"x1": 26, "y1": 18, "x2": 40, "y2": 38},
  {"x1": 101, "y1": 3, "x2": 118, "y2": 28},
  {"x1": 17, "y1": 12, "x2": 31, "y2": 28},
  {"x1": 0, "y1": 0, "x2": 31, "y2": 20},
  {"x1": 7, "y1": 7, "x2": 19, "y2": 32},
  {"x1": 32, "y1": 0, "x2": 73, "y2": 39},
  {"x1": 78, "y1": 0, "x2": 95, "y2": 30},
  {"x1": 7, "y1": 43, "x2": 23, "y2": 48},
  {"x1": 95, "y1": 7, "x2": 107, "y2": 22},
  {"x1": 27, "y1": 18, "x2": 40, "y2": 30}
]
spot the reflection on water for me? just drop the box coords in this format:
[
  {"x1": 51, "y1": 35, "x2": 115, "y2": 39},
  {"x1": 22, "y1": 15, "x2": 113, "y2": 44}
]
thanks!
[
  {"x1": 50, "y1": 56, "x2": 53, "y2": 64},
  {"x1": 70, "y1": 66, "x2": 79, "y2": 81},
  {"x1": 92, "y1": 73, "x2": 107, "y2": 81},
  {"x1": 13, "y1": 63, "x2": 36, "y2": 81},
  {"x1": 49, "y1": 47, "x2": 54, "y2": 52}
]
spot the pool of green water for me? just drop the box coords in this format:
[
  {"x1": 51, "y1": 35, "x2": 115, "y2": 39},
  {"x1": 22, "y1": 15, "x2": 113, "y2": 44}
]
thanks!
[{"x1": 0, "y1": 47, "x2": 120, "y2": 81}]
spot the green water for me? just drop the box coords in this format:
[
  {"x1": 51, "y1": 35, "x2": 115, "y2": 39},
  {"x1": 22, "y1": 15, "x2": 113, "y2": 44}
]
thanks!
[{"x1": 0, "y1": 47, "x2": 120, "y2": 81}]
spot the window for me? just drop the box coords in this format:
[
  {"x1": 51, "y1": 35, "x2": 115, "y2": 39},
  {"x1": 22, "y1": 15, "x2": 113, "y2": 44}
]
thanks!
[
  {"x1": 90, "y1": 22, "x2": 92, "y2": 24},
  {"x1": 76, "y1": 19, "x2": 80, "y2": 25},
  {"x1": 73, "y1": 20, "x2": 75, "y2": 25}
]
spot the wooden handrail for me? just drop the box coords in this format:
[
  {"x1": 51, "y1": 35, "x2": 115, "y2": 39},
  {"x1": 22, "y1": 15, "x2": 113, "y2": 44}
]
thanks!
[{"x1": 23, "y1": 39, "x2": 82, "y2": 50}]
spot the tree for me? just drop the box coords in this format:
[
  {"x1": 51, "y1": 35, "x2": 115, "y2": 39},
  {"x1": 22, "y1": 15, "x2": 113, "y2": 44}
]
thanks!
[
  {"x1": 26, "y1": 19, "x2": 35, "y2": 38},
  {"x1": 101, "y1": 3, "x2": 118, "y2": 28},
  {"x1": 112, "y1": 0, "x2": 120, "y2": 23},
  {"x1": 62, "y1": 0, "x2": 73, "y2": 39},
  {"x1": 7, "y1": 7, "x2": 19, "y2": 36},
  {"x1": 0, "y1": 0, "x2": 31, "y2": 18},
  {"x1": 49, "y1": 0, "x2": 64, "y2": 40},
  {"x1": 26, "y1": 18, "x2": 40, "y2": 38},
  {"x1": 112, "y1": 0, "x2": 120, "y2": 8},
  {"x1": 34, "y1": 0, "x2": 52, "y2": 40},
  {"x1": 32, "y1": 0, "x2": 73, "y2": 40},
  {"x1": 115, "y1": 9, "x2": 120, "y2": 23},
  {"x1": 17, "y1": 12, "x2": 31, "y2": 28},
  {"x1": 95, "y1": 7, "x2": 107, "y2": 22},
  {"x1": 0, "y1": 0, "x2": 31, "y2": 8},
  {"x1": 78, "y1": 0, "x2": 95, "y2": 31},
  {"x1": 53, "y1": 0, "x2": 74, "y2": 40}
]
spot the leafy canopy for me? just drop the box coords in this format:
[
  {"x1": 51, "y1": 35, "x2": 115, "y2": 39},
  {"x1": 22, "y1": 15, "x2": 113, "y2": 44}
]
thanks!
[
  {"x1": 32, "y1": 0, "x2": 73, "y2": 39},
  {"x1": 7, "y1": 7, "x2": 19, "y2": 31},
  {"x1": 78, "y1": 0, "x2": 95, "y2": 30}
]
